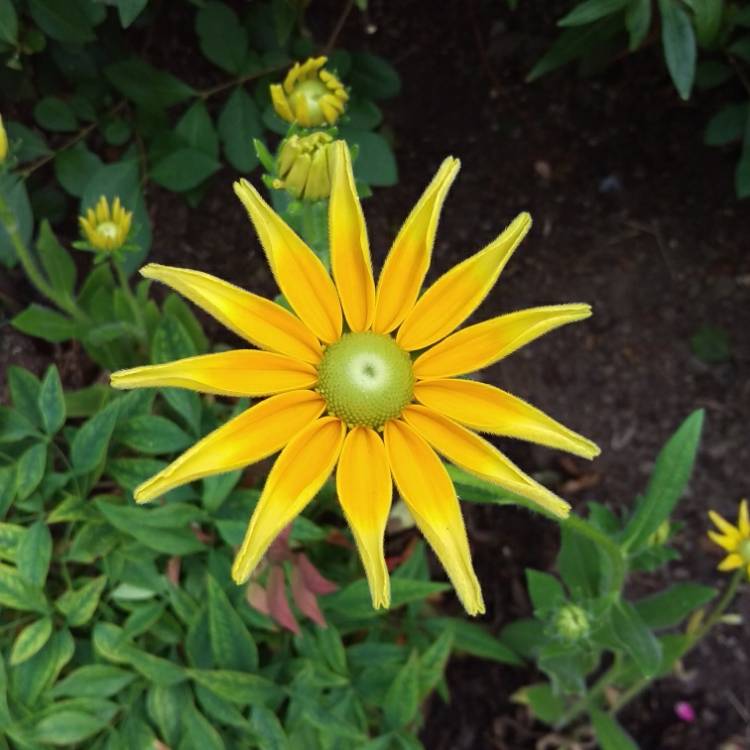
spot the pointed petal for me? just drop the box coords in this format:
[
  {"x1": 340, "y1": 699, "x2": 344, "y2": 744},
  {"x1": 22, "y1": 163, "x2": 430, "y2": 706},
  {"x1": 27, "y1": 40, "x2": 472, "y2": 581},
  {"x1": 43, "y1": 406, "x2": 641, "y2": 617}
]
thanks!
[
  {"x1": 111, "y1": 350, "x2": 318, "y2": 397},
  {"x1": 402, "y1": 405, "x2": 570, "y2": 518},
  {"x1": 231, "y1": 417, "x2": 345, "y2": 584},
  {"x1": 234, "y1": 179, "x2": 342, "y2": 343},
  {"x1": 384, "y1": 419, "x2": 484, "y2": 616},
  {"x1": 329, "y1": 141, "x2": 375, "y2": 331},
  {"x1": 373, "y1": 157, "x2": 460, "y2": 333},
  {"x1": 708, "y1": 530, "x2": 737, "y2": 553},
  {"x1": 336, "y1": 427, "x2": 392, "y2": 608},
  {"x1": 134, "y1": 391, "x2": 325, "y2": 502},
  {"x1": 708, "y1": 510, "x2": 741, "y2": 542},
  {"x1": 396, "y1": 213, "x2": 531, "y2": 350},
  {"x1": 718, "y1": 553, "x2": 743, "y2": 571},
  {"x1": 738, "y1": 499, "x2": 749, "y2": 537},
  {"x1": 141, "y1": 264, "x2": 322, "y2": 364},
  {"x1": 414, "y1": 378, "x2": 600, "y2": 460},
  {"x1": 413, "y1": 304, "x2": 592, "y2": 380}
]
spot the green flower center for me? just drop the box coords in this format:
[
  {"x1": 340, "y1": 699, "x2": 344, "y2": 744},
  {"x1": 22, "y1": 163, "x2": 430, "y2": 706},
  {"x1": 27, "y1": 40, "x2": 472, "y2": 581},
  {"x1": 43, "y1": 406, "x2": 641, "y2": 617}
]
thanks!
[
  {"x1": 317, "y1": 332, "x2": 414, "y2": 429},
  {"x1": 739, "y1": 539, "x2": 750, "y2": 563},
  {"x1": 290, "y1": 79, "x2": 327, "y2": 120},
  {"x1": 97, "y1": 221, "x2": 119, "y2": 239}
]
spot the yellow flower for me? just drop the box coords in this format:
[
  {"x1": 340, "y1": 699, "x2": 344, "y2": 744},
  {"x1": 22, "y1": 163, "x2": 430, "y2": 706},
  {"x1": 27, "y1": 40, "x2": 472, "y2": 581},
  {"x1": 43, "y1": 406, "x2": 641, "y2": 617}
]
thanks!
[
  {"x1": 79, "y1": 196, "x2": 132, "y2": 252},
  {"x1": 708, "y1": 500, "x2": 750, "y2": 578},
  {"x1": 0, "y1": 114, "x2": 8, "y2": 164},
  {"x1": 110, "y1": 143, "x2": 599, "y2": 615},
  {"x1": 273, "y1": 132, "x2": 336, "y2": 201},
  {"x1": 270, "y1": 56, "x2": 348, "y2": 127}
]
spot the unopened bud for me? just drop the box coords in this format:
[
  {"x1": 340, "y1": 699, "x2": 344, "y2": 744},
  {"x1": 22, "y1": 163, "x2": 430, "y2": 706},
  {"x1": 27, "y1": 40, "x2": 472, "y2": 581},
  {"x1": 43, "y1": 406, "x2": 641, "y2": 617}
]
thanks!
[
  {"x1": 554, "y1": 603, "x2": 590, "y2": 642},
  {"x1": 273, "y1": 132, "x2": 337, "y2": 202}
]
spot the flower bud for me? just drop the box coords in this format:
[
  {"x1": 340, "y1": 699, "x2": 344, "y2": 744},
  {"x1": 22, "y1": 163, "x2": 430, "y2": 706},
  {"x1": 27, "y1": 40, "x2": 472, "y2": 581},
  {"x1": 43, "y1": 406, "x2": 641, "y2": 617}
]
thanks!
[
  {"x1": 270, "y1": 57, "x2": 348, "y2": 128},
  {"x1": 273, "y1": 132, "x2": 337, "y2": 201},
  {"x1": 553, "y1": 603, "x2": 590, "y2": 642},
  {"x1": 78, "y1": 195, "x2": 132, "y2": 252}
]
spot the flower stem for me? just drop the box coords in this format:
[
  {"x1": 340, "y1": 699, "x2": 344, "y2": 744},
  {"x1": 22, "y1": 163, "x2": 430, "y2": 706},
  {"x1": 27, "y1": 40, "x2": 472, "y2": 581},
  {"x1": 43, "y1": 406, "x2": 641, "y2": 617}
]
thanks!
[{"x1": 112, "y1": 258, "x2": 147, "y2": 344}]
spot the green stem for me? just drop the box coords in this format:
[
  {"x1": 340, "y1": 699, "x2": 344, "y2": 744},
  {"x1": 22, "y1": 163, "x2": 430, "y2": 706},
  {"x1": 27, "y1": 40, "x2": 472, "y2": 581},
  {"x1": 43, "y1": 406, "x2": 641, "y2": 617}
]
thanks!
[
  {"x1": 0, "y1": 193, "x2": 85, "y2": 321},
  {"x1": 112, "y1": 259, "x2": 147, "y2": 344},
  {"x1": 555, "y1": 653, "x2": 623, "y2": 729}
]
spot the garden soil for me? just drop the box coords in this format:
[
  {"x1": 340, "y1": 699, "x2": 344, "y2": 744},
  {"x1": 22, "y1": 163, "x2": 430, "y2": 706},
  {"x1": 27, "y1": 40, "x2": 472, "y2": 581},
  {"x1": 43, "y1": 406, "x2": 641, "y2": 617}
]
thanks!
[{"x1": 1, "y1": 1, "x2": 748, "y2": 748}]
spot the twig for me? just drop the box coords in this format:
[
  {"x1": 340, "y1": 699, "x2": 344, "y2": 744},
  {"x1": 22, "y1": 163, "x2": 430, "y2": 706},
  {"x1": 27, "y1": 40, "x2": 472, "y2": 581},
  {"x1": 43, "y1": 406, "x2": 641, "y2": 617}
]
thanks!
[
  {"x1": 197, "y1": 65, "x2": 289, "y2": 100},
  {"x1": 323, "y1": 0, "x2": 355, "y2": 56}
]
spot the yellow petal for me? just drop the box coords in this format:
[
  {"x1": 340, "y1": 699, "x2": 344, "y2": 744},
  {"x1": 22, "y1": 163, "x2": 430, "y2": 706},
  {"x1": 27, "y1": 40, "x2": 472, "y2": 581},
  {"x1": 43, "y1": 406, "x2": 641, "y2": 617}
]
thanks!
[
  {"x1": 271, "y1": 84, "x2": 294, "y2": 121},
  {"x1": 111, "y1": 350, "x2": 318, "y2": 397},
  {"x1": 231, "y1": 417, "x2": 345, "y2": 583},
  {"x1": 708, "y1": 510, "x2": 740, "y2": 541},
  {"x1": 383, "y1": 419, "x2": 484, "y2": 616},
  {"x1": 707, "y1": 530, "x2": 738, "y2": 553},
  {"x1": 134, "y1": 390, "x2": 325, "y2": 503},
  {"x1": 396, "y1": 213, "x2": 531, "y2": 351},
  {"x1": 402, "y1": 405, "x2": 570, "y2": 518},
  {"x1": 718, "y1": 553, "x2": 743, "y2": 571},
  {"x1": 373, "y1": 157, "x2": 460, "y2": 334},
  {"x1": 336, "y1": 427, "x2": 392, "y2": 608},
  {"x1": 329, "y1": 141, "x2": 375, "y2": 331},
  {"x1": 141, "y1": 264, "x2": 322, "y2": 364},
  {"x1": 234, "y1": 179, "x2": 342, "y2": 343},
  {"x1": 414, "y1": 379, "x2": 600, "y2": 460},
  {"x1": 738, "y1": 499, "x2": 749, "y2": 537},
  {"x1": 413, "y1": 304, "x2": 592, "y2": 380}
]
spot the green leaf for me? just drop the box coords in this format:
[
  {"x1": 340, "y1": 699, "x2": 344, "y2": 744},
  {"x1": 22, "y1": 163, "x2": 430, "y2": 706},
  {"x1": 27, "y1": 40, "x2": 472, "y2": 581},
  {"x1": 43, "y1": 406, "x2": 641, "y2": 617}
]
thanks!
[
  {"x1": 341, "y1": 128, "x2": 398, "y2": 187},
  {"x1": 349, "y1": 52, "x2": 401, "y2": 99},
  {"x1": 54, "y1": 144, "x2": 103, "y2": 198},
  {"x1": 383, "y1": 652, "x2": 420, "y2": 729},
  {"x1": 0, "y1": 174, "x2": 32, "y2": 269},
  {"x1": 0, "y1": 0, "x2": 18, "y2": 44},
  {"x1": 695, "y1": 60, "x2": 733, "y2": 89},
  {"x1": 151, "y1": 147, "x2": 220, "y2": 191},
  {"x1": 325, "y1": 578, "x2": 449, "y2": 619},
  {"x1": 55, "y1": 575, "x2": 107, "y2": 626},
  {"x1": 51, "y1": 665, "x2": 136, "y2": 698},
  {"x1": 39, "y1": 366, "x2": 66, "y2": 435},
  {"x1": 116, "y1": 0, "x2": 148, "y2": 27},
  {"x1": 0, "y1": 407, "x2": 37, "y2": 443},
  {"x1": 27, "y1": 0, "x2": 94, "y2": 43},
  {"x1": 610, "y1": 600, "x2": 662, "y2": 677},
  {"x1": 346, "y1": 96, "x2": 383, "y2": 130},
  {"x1": 10, "y1": 617, "x2": 53, "y2": 666},
  {"x1": 6, "y1": 122, "x2": 52, "y2": 163},
  {"x1": 558, "y1": 523, "x2": 606, "y2": 596},
  {"x1": 520, "y1": 683, "x2": 566, "y2": 724},
  {"x1": 13, "y1": 305, "x2": 77, "y2": 343},
  {"x1": 176, "y1": 101, "x2": 219, "y2": 159},
  {"x1": 16, "y1": 443, "x2": 47, "y2": 500},
  {"x1": 730, "y1": 35, "x2": 750, "y2": 63},
  {"x1": 558, "y1": 0, "x2": 628, "y2": 26},
  {"x1": 206, "y1": 576, "x2": 258, "y2": 671},
  {"x1": 625, "y1": 0, "x2": 651, "y2": 50},
  {"x1": 428, "y1": 617, "x2": 523, "y2": 664},
  {"x1": 418, "y1": 628, "x2": 453, "y2": 697},
  {"x1": 690, "y1": 324, "x2": 731, "y2": 364},
  {"x1": 70, "y1": 401, "x2": 120, "y2": 475},
  {"x1": 147, "y1": 683, "x2": 187, "y2": 747},
  {"x1": 692, "y1": 0, "x2": 724, "y2": 46},
  {"x1": 105, "y1": 58, "x2": 195, "y2": 110},
  {"x1": 17, "y1": 521, "x2": 52, "y2": 587},
  {"x1": 658, "y1": 0, "x2": 696, "y2": 100},
  {"x1": 34, "y1": 97, "x2": 78, "y2": 133},
  {"x1": 591, "y1": 709, "x2": 639, "y2": 750},
  {"x1": 188, "y1": 669, "x2": 283, "y2": 705},
  {"x1": 251, "y1": 706, "x2": 289, "y2": 750},
  {"x1": 526, "y1": 569, "x2": 566, "y2": 614},
  {"x1": 37, "y1": 221, "x2": 77, "y2": 301},
  {"x1": 31, "y1": 709, "x2": 110, "y2": 745},
  {"x1": 116, "y1": 415, "x2": 191, "y2": 455},
  {"x1": 218, "y1": 87, "x2": 263, "y2": 171},
  {"x1": 316, "y1": 625, "x2": 347, "y2": 676},
  {"x1": 704, "y1": 103, "x2": 747, "y2": 146},
  {"x1": 196, "y1": 2, "x2": 247, "y2": 74},
  {"x1": 737, "y1": 112, "x2": 750, "y2": 199},
  {"x1": 621, "y1": 410, "x2": 704, "y2": 552},
  {"x1": 202, "y1": 471, "x2": 241, "y2": 512},
  {"x1": 634, "y1": 583, "x2": 716, "y2": 629},
  {"x1": 181, "y1": 700, "x2": 226, "y2": 750},
  {"x1": 11, "y1": 629, "x2": 74, "y2": 707}
]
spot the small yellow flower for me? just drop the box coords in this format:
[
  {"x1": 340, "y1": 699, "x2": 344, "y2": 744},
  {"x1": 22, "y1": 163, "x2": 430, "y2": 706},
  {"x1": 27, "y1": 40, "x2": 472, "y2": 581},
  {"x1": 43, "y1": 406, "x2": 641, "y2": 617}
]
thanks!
[
  {"x1": 110, "y1": 143, "x2": 599, "y2": 615},
  {"x1": 270, "y1": 57, "x2": 348, "y2": 127},
  {"x1": 0, "y1": 114, "x2": 8, "y2": 164},
  {"x1": 79, "y1": 196, "x2": 132, "y2": 252},
  {"x1": 708, "y1": 499, "x2": 750, "y2": 578},
  {"x1": 273, "y1": 132, "x2": 336, "y2": 201}
]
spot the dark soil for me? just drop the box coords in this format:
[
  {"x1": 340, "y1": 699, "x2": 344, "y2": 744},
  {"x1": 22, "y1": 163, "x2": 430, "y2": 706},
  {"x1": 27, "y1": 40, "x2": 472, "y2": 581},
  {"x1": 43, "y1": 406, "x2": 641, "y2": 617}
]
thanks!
[{"x1": 2, "y1": 1, "x2": 749, "y2": 748}]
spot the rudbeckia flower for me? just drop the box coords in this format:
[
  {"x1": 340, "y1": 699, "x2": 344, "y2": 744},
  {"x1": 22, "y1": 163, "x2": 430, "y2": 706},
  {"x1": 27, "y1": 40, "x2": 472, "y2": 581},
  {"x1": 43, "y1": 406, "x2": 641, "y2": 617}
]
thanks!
[
  {"x1": 111, "y1": 143, "x2": 599, "y2": 615},
  {"x1": 79, "y1": 196, "x2": 132, "y2": 252},
  {"x1": 708, "y1": 499, "x2": 750, "y2": 578}
]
